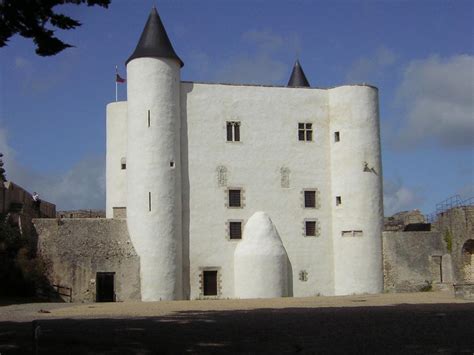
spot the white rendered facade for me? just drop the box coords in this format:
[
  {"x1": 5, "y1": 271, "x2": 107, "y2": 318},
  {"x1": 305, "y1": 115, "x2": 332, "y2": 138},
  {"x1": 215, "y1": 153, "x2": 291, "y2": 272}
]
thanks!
[{"x1": 105, "y1": 8, "x2": 384, "y2": 300}]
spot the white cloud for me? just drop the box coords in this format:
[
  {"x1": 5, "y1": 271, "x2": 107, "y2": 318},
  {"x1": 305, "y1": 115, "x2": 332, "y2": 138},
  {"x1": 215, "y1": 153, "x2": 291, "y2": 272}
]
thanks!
[
  {"x1": 395, "y1": 54, "x2": 474, "y2": 148},
  {"x1": 14, "y1": 56, "x2": 32, "y2": 70},
  {"x1": 213, "y1": 29, "x2": 301, "y2": 85},
  {"x1": 0, "y1": 126, "x2": 105, "y2": 211},
  {"x1": 383, "y1": 178, "x2": 424, "y2": 216},
  {"x1": 346, "y1": 46, "x2": 397, "y2": 83}
]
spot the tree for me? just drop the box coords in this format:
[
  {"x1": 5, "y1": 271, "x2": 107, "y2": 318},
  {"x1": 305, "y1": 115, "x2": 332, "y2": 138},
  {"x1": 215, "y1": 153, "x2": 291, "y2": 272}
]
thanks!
[
  {"x1": 0, "y1": 153, "x2": 5, "y2": 182},
  {"x1": 0, "y1": 0, "x2": 110, "y2": 56}
]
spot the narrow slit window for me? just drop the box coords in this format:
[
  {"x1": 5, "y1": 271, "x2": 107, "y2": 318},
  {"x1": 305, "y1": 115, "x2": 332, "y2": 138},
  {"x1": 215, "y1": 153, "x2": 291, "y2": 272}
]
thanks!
[
  {"x1": 336, "y1": 196, "x2": 342, "y2": 206},
  {"x1": 226, "y1": 121, "x2": 241, "y2": 142},
  {"x1": 228, "y1": 189, "x2": 241, "y2": 207},
  {"x1": 148, "y1": 192, "x2": 151, "y2": 211},
  {"x1": 335, "y1": 131, "x2": 340, "y2": 142},
  {"x1": 304, "y1": 190, "x2": 316, "y2": 208},
  {"x1": 229, "y1": 221, "x2": 242, "y2": 239},
  {"x1": 147, "y1": 110, "x2": 150, "y2": 127}
]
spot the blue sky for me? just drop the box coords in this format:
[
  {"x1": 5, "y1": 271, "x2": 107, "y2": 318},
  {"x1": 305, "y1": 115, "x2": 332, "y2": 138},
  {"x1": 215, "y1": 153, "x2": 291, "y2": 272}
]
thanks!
[{"x1": 0, "y1": 0, "x2": 473, "y2": 215}]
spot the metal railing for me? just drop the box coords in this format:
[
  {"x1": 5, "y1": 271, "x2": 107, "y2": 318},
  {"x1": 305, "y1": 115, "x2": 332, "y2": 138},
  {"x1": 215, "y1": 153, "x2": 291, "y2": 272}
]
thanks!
[{"x1": 426, "y1": 195, "x2": 474, "y2": 223}]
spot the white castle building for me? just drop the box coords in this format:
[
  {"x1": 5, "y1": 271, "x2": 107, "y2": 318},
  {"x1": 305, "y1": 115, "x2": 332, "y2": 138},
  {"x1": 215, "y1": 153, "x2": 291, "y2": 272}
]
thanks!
[{"x1": 105, "y1": 8, "x2": 384, "y2": 301}]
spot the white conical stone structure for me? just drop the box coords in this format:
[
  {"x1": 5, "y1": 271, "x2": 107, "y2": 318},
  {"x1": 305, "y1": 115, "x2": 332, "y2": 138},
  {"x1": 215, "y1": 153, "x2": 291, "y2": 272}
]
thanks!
[{"x1": 234, "y1": 211, "x2": 289, "y2": 299}]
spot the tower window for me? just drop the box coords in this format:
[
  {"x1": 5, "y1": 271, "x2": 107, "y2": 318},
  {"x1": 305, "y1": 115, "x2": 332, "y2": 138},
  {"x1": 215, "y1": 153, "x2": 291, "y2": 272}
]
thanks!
[
  {"x1": 228, "y1": 189, "x2": 242, "y2": 207},
  {"x1": 304, "y1": 190, "x2": 316, "y2": 208},
  {"x1": 120, "y1": 157, "x2": 126, "y2": 170},
  {"x1": 305, "y1": 220, "x2": 317, "y2": 237},
  {"x1": 226, "y1": 121, "x2": 241, "y2": 142},
  {"x1": 147, "y1": 110, "x2": 151, "y2": 127},
  {"x1": 298, "y1": 122, "x2": 313, "y2": 141},
  {"x1": 336, "y1": 196, "x2": 342, "y2": 206},
  {"x1": 148, "y1": 192, "x2": 151, "y2": 211},
  {"x1": 335, "y1": 131, "x2": 340, "y2": 142},
  {"x1": 228, "y1": 221, "x2": 242, "y2": 239}
]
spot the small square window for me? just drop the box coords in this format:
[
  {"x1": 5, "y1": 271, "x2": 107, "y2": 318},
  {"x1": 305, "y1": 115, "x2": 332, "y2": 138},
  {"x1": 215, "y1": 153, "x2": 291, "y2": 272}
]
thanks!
[
  {"x1": 298, "y1": 122, "x2": 313, "y2": 142},
  {"x1": 336, "y1": 196, "x2": 342, "y2": 206},
  {"x1": 305, "y1": 221, "x2": 317, "y2": 236},
  {"x1": 228, "y1": 189, "x2": 241, "y2": 207},
  {"x1": 304, "y1": 191, "x2": 316, "y2": 208},
  {"x1": 335, "y1": 131, "x2": 340, "y2": 142},
  {"x1": 226, "y1": 121, "x2": 241, "y2": 142},
  {"x1": 229, "y1": 221, "x2": 242, "y2": 239},
  {"x1": 121, "y1": 163, "x2": 126, "y2": 170}
]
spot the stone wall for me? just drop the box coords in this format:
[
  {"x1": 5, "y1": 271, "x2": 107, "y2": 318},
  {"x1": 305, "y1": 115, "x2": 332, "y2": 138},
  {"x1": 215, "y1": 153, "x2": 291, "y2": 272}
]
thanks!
[
  {"x1": 1, "y1": 181, "x2": 56, "y2": 217},
  {"x1": 435, "y1": 206, "x2": 474, "y2": 283},
  {"x1": 34, "y1": 218, "x2": 140, "y2": 302},
  {"x1": 383, "y1": 231, "x2": 452, "y2": 292}
]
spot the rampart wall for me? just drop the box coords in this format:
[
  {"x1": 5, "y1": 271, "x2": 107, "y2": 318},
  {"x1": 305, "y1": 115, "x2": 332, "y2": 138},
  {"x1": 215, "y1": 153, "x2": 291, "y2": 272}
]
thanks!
[{"x1": 34, "y1": 218, "x2": 140, "y2": 302}]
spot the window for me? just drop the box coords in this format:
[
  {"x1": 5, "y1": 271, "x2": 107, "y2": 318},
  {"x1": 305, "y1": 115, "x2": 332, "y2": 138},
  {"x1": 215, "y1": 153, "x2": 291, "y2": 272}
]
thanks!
[
  {"x1": 299, "y1": 270, "x2": 308, "y2": 282},
  {"x1": 335, "y1": 131, "x2": 340, "y2": 142},
  {"x1": 341, "y1": 230, "x2": 363, "y2": 237},
  {"x1": 228, "y1": 189, "x2": 242, "y2": 207},
  {"x1": 226, "y1": 121, "x2": 240, "y2": 142},
  {"x1": 147, "y1": 110, "x2": 151, "y2": 127},
  {"x1": 148, "y1": 192, "x2": 152, "y2": 211},
  {"x1": 305, "y1": 220, "x2": 317, "y2": 236},
  {"x1": 336, "y1": 196, "x2": 342, "y2": 206},
  {"x1": 298, "y1": 122, "x2": 313, "y2": 141},
  {"x1": 304, "y1": 190, "x2": 316, "y2": 208},
  {"x1": 121, "y1": 157, "x2": 126, "y2": 170},
  {"x1": 229, "y1": 221, "x2": 242, "y2": 239}
]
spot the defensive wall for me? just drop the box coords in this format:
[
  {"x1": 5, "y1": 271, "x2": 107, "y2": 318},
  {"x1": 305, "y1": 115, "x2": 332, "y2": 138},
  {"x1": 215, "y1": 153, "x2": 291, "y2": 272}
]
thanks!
[
  {"x1": 33, "y1": 218, "x2": 140, "y2": 302},
  {"x1": 383, "y1": 206, "x2": 474, "y2": 294}
]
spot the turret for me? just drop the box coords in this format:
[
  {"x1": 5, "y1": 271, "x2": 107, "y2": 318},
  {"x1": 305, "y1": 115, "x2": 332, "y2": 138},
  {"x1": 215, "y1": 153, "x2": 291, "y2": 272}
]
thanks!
[
  {"x1": 126, "y1": 7, "x2": 183, "y2": 301},
  {"x1": 287, "y1": 60, "x2": 310, "y2": 87},
  {"x1": 329, "y1": 85, "x2": 383, "y2": 295}
]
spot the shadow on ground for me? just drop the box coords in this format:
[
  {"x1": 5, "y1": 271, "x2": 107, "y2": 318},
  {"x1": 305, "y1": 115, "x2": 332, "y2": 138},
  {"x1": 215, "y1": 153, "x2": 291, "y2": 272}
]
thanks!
[{"x1": 1, "y1": 303, "x2": 473, "y2": 354}]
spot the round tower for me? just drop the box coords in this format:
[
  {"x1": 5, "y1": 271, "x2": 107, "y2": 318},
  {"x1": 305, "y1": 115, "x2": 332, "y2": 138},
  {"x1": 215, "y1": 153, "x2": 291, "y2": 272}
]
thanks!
[
  {"x1": 329, "y1": 85, "x2": 383, "y2": 295},
  {"x1": 126, "y1": 7, "x2": 184, "y2": 301}
]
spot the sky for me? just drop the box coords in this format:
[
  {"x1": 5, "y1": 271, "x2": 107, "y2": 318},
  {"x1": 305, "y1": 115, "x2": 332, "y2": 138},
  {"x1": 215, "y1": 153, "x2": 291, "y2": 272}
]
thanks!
[{"x1": 0, "y1": 0, "x2": 473, "y2": 216}]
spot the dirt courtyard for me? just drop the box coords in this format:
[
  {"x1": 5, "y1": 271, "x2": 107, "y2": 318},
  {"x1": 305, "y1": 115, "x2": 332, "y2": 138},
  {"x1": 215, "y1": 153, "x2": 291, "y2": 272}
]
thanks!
[{"x1": 1, "y1": 291, "x2": 473, "y2": 354}]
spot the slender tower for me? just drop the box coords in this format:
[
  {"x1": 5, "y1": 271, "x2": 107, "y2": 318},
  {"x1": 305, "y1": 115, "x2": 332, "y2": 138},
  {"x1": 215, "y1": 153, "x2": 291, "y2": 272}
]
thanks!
[
  {"x1": 126, "y1": 7, "x2": 184, "y2": 301},
  {"x1": 329, "y1": 85, "x2": 384, "y2": 295}
]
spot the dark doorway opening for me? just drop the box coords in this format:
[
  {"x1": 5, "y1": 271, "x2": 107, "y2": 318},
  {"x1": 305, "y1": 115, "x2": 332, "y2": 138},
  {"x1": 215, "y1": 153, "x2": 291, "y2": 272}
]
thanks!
[
  {"x1": 203, "y1": 270, "x2": 217, "y2": 296},
  {"x1": 96, "y1": 272, "x2": 115, "y2": 302}
]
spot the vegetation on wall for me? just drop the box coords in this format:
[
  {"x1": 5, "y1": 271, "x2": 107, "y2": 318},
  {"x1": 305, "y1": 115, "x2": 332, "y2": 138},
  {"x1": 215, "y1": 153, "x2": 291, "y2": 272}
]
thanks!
[
  {"x1": 444, "y1": 229, "x2": 453, "y2": 253},
  {"x1": 0, "y1": 214, "x2": 47, "y2": 296}
]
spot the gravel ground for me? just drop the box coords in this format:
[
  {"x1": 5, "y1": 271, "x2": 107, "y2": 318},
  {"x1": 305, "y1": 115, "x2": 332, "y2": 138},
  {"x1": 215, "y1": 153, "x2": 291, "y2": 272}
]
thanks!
[{"x1": 1, "y1": 291, "x2": 473, "y2": 354}]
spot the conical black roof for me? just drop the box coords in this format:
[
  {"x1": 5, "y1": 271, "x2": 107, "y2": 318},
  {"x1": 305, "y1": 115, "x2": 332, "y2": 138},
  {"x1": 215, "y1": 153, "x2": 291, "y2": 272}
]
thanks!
[
  {"x1": 287, "y1": 60, "x2": 310, "y2": 87},
  {"x1": 126, "y1": 7, "x2": 184, "y2": 67}
]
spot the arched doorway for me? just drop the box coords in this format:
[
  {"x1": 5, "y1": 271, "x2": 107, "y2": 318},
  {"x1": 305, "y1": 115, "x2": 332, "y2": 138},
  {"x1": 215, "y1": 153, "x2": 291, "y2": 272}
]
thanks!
[{"x1": 461, "y1": 240, "x2": 474, "y2": 283}]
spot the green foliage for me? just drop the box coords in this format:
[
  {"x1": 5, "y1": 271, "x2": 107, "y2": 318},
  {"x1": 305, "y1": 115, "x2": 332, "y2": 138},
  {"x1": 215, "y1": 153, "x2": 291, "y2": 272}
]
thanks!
[
  {"x1": 0, "y1": 214, "x2": 48, "y2": 296},
  {"x1": 420, "y1": 281, "x2": 433, "y2": 292},
  {"x1": 0, "y1": 0, "x2": 110, "y2": 56},
  {"x1": 444, "y1": 230, "x2": 453, "y2": 253}
]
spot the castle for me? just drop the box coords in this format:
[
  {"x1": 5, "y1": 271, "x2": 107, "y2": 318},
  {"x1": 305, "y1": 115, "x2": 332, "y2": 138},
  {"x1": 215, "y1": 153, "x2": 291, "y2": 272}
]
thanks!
[{"x1": 104, "y1": 7, "x2": 384, "y2": 301}]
